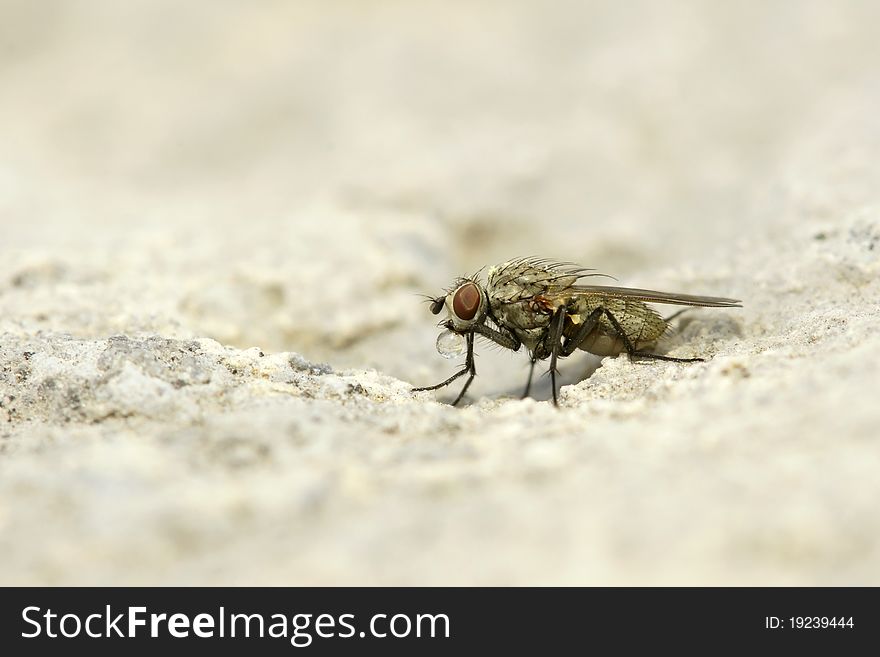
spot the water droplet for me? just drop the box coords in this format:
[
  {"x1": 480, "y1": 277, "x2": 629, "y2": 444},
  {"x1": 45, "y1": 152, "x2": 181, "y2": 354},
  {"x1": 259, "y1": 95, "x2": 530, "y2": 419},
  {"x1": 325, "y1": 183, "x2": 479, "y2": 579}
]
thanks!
[{"x1": 436, "y1": 330, "x2": 465, "y2": 359}]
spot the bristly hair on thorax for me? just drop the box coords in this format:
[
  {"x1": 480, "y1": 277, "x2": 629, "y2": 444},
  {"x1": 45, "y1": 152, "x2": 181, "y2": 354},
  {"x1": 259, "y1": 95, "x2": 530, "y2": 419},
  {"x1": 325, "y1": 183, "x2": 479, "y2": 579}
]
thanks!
[{"x1": 489, "y1": 256, "x2": 616, "y2": 287}]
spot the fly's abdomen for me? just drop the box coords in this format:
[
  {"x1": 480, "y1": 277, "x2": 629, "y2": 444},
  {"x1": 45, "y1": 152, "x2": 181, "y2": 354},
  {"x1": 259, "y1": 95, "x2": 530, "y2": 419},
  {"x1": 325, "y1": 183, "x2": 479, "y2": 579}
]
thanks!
[{"x1": 564, "y1": 296, "x2": 667, "y2": 356}]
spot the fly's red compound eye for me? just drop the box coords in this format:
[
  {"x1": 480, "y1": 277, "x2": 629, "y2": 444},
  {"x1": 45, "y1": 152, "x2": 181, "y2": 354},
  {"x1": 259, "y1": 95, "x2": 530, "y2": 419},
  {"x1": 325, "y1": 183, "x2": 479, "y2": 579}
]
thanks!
[{"x1": 452, "y1": 282, "x2": 481, "y2": 320}]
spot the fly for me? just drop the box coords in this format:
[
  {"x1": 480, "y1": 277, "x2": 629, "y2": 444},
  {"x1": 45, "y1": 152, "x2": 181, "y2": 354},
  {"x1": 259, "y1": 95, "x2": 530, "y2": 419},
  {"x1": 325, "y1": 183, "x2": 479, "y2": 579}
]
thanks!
[{"x1": 413, "y1": 257, "x2": 741, "y2": 406}]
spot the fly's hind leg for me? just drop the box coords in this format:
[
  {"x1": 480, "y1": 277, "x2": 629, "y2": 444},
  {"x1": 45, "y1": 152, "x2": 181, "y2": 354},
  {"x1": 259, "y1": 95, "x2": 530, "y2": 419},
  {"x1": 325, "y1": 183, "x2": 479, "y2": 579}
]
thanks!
[
  {"x1": 632, "y1": 352, "x2": 704, "y2": 363},
  {"x1": 600, "y1": 308, "x2": 704, "y2": 363},
  {"x1": 663, "y1": 308, "x2": 691, "y2": 323},
  {"x1": 560, "y1": 307, "x2": 604, "y2": 356},
  {"x1": 412, "y1": 331, "x2": 477, "y2": 406},
  {"x1": 535, "y1": 306, "x2": 703, "y2": 406}
]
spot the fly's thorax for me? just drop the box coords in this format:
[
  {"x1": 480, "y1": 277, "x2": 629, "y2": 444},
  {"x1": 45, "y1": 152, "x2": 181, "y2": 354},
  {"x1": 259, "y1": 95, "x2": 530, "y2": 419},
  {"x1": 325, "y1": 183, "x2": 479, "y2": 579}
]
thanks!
[
  {"x1": 487, "y1": 260, "x2": 581, "y2": 304},
  {"x1": 490, "y1": 298, "x2": 553, "y2": 330},
  {"x1": 443, "y1": 280, "x2": 488, "y2": 331},
  {"x1": 485, "y1": 297, "x2": 551, "y2": 352}
]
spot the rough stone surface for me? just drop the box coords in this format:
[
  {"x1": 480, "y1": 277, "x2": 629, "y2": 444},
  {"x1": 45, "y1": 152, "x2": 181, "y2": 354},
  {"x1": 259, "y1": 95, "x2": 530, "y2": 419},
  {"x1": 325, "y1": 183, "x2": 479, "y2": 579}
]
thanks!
[{"x1": 1, "y1": 1, "x2": 879, "y2": 585}]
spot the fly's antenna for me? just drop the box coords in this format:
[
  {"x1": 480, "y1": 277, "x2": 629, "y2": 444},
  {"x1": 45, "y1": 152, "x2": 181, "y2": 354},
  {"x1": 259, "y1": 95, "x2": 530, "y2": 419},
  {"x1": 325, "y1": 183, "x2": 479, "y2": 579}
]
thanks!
[{"x1": 415, "y1": 292, "x2": 446, "y2": 314}]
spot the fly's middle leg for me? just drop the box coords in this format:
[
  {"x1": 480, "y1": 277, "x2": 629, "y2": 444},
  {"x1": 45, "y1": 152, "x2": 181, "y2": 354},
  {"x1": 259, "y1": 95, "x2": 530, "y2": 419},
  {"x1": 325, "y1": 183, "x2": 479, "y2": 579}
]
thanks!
[
  {"x1": 533, "y1": 307, "x2": 603, "y2": 405},
  {"x1": 544, "y1": 306, "x2": 569, "y2": 406}
]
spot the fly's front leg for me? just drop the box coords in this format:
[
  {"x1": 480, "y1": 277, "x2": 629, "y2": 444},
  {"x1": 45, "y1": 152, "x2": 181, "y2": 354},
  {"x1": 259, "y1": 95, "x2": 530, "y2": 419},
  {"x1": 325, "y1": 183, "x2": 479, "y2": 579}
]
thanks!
[
  {"x1": 412, "y1": 331, "x2": 477, "y2": 406},
  {"x1": 601, "y1": 308, "x2": 704, "y2": 363},
  {"x1": 451, "y1": 331, "x2": 477, "y2": 406},
  {"x1": 473, "y1": 320, "x2": 540, "y2": 398},
  {"x1": 412, "y1": 321, "x2": 515, "y2": 406},
  {"x1": 472, "y1": 322, "x2": 521, "y2": 351},
  {"x1": 449, "y1": 322, "x2": 519, "y2": 406}
]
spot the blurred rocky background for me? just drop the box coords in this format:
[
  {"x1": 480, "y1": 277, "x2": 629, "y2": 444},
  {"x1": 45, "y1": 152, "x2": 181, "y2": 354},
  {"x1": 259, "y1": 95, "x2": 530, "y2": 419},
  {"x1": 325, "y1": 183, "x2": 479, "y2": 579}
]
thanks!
[{"x1": 1, "y1": 0, "x2": 878, "y2": 584}]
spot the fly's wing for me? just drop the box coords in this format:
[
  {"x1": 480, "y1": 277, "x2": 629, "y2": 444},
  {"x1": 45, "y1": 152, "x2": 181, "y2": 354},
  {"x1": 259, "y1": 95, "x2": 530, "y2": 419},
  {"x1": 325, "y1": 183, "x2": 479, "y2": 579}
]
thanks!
[
  {"x1": 487, "y1": 258, "x2": 741, "y2": 308},
  {"x1": 570, "y1": 285, "x2": 741, "y2": 308},
  {"x1": 562, "y1": 285, "x2": 739, "y2": 346}
]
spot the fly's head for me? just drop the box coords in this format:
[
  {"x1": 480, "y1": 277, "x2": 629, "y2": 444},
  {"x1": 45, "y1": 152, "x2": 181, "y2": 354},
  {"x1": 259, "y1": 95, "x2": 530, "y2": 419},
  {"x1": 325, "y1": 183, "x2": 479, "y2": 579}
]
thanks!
[{"x1": 429, "y1": 278, "x2": 487, "y2": 332}]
